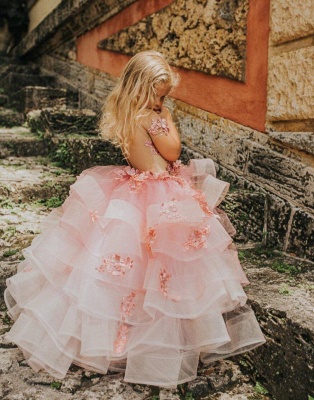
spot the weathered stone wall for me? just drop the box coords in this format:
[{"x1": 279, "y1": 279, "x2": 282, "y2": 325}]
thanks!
[
  {"x1": 99, "y1": 0, "x2": 249, "y2": 81},
  {"x1": 267, "y1": 0, "x2": 314, "y2": 133}
]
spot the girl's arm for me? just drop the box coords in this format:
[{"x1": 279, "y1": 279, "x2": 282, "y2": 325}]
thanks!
[{"x1": 143, "y1": 107, "x2": 181, "y2": 162}]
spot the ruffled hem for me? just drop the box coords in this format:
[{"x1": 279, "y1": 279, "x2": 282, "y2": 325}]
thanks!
[{"x1": 4, "y1": 158, "x2": 265, "y2": 387}]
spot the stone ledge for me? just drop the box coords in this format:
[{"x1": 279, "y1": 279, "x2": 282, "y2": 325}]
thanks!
[
  {"x1": 13, "y1": 0, "x2": 137, "y2": 58},
  {"x1": 0, "y1": 108, "x2": 25, "y2": 128},
  {"x1": 269, "y1": 131, "x2": 314, "y2": 156},
  {"x1": 10, "y1": 87, "x2": 79, "y2": 113},
  {"x1": 27, "y1": 107, "x2": 98, "y2": 136},
  {"x1": 0, "y1": 127, "x2": 52, "y2": 157},
  {"x1": 240, "y1": 260, "x2": 314, "y2": 400}
]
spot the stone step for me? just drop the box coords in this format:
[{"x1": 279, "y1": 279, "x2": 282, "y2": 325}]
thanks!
[
  {"x1": 0, "y1": 108, "x2": 25, "y2": 128},
  {"x1": 27, "y1": 106, "x2": 98, "y2": 136},
  {"x1": 0, "y1": 127, "x2": 55, "y2": 157},
  {"x1": 238, "y1": 248, "x2": 314, "y2": 400},
  {"x1": 0, "y1": 64, "x2": 40, "y2": 82},
  {"x1": 10, "y1": 86, "x2": 79, "y2": 113},
  {"x1": 0, "y1": 55, "x2": 22, "y2": 66},
  {"x1": 0, "y1": 156, "x2": 75, "y2": 203},
  {"x1": 0, "y1": 94, "x2": 8, "y2": 107},
  {"x1": 0, "y1": 73, "x2": 56, "y2": 95},
  {"x1": 269, "y1": 131, "x2": 314, "y2": 156}
]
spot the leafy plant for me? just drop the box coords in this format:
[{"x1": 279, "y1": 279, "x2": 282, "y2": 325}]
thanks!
[
  {"x1": 3, "y1": 249, "x2": 18, "y2": 257},
  {"x1": 278, "y1": 284, "x2": 293, "y2": 296},
  {"x1": 271, "y1": 260, "x2": 299, "y2": 275},
  {"x1": 36, "y1": 196, "x2": 63, "y2": 208},
  {"x1": 254, "y1": 381, "x2": 269, "y2": 395},
  {"x1": 50, "y1": 381, "x2": 62, "y2": 390}
]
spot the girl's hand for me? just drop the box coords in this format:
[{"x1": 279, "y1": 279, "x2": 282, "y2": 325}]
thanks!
[{"x1": 143, "y1": 107, "x2": 181, "y2": 162}]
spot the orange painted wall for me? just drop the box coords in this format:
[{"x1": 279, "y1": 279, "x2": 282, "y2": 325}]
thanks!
[{"x1": 77, "y1": 0, "x2": 270, "y2": 132}]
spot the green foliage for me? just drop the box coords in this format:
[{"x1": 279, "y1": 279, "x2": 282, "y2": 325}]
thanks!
[
  {"x1": 3, "y1": 248, "x2": 18, "y2": 257},
  {"x1": 254, "y1": 381, "x2": 269, "y2": 395},
  {"x1": 50, "y1": 381, "x2": 62, "y2": 390},
  {"x1": 3, "y1": 312, "x2": 11, "y2": 325},
  {"x1": 308, "y1": 396, "x2": 314, "y2": 400},
  {"x1": 36, "y1": 196, "x2": 63, "y2": 209},
  {"x1": 54, "y1": 142, "x2": 73, "y2": 169},
  {"x1": 184, "y1": 393, "x2": 194, "y2": 400},
  {"x1": 271, "y1": 260, "x2": 299, "y2": 275},
  {"x1": 278, "y1": 284, "x2": 293, "y2": 296},
  {"x1": 0, "y1": 199, "x2": 15, "y2": 209},
  {"x1": 2, "y1": 226, "x2": 16, "y2": 241}
]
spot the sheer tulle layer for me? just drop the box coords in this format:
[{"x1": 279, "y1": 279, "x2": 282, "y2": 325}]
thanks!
[{"x1": 4, "y1": 159, "x2": 265, "y2": 387}]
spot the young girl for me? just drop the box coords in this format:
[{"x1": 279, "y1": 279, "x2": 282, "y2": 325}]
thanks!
[{"x1": 4, "y1": 50, "x2": 265, "y2": 388}]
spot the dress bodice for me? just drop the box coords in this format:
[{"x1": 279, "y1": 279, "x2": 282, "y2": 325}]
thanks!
[{"x1": 127, "y1": 116, "x2": 171, "y2": 173}]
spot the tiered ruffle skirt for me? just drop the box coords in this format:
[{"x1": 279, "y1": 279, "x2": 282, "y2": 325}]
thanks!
[{"x1": 4, "y1": 159, "x2": 265, "y2": 387}]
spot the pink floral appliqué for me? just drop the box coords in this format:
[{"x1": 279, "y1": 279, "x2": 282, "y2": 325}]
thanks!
[
  {"x1": 184, "y1": 223, "x2": 211, "y2": 251},
  {"x1": 148, "y1": 118, "x2": 169, "y2": 136},
  {"x1": 146, "y1": 227, "x2": 156, "y2": 257},
  {"x1": 114, "y1": 324, "x2": 129, "y2": 354},
  {"x1": 145, "y1": 139, "x2": 160, "y2": 155},
  {"x1": 114, "y1": 168, "x2": 149, "y2": 192},
  {"x1": 89, "y1": 210, "x2": 99, "y2": 222},
  {"x1": 167, "y1": 160, "x2": 182, "y2": 176},
  {"x1": 193, "y1": 190, "x2": 213, "y2": 216},
  {"x1": 121, "y1": 292, "x2": 136, "y2": 321},
  {"x1": 159, "y1": 268, "x2": 172, "y2": 298},
  {"x1": 160, "y1": 199, "x2": 183, "y2": 220},
  {"x1": 96, "y1": 254, "x2": 134, "y2": 277}
]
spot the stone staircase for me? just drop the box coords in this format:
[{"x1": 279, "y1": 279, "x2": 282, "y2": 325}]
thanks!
[
  {"x1": 0, "y1": 56, "x2": 313, "y2": 400},
  {"x1": 0, "y1": 55, "x2": 78, "y2": 119}
]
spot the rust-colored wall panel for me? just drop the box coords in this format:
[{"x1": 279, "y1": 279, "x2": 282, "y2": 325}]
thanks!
[{"x1": 77, "y1": 0, "x2": 270, "y2": 132}]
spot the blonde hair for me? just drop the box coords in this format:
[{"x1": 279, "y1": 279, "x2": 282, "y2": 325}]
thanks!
[{"x1": 99, "y1": 50, "x2": 179, "y2": 158}]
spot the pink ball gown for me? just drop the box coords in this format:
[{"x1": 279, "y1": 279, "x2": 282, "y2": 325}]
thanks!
[{"x1": 4, "y1": 147, "x2": 265, "y2": 387}]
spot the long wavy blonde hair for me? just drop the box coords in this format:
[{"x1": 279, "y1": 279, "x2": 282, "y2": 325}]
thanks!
[{"x1": 99, "y1": 50, "x2": 179, "y2": 158}]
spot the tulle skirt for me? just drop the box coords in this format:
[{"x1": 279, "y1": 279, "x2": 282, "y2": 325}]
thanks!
[{"x1": 4, "y1": 159, "x2": 265, "y2": 388}]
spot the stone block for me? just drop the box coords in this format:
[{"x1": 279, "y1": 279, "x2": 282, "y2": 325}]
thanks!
[
  {"x1": 0, "y1": 94, "x2": 8, "y2": 107},
  {"x1": 269, "y1": 132, "x2": 314, "y2": 156},
  {"x1": 286, "y1": 208, "x2": 314, "y2": 261},
  {"x1": 0, "y1": 127, "x2": 53, "y2": 158},
  {"x1": 0, "y1": 73, "x2": 56, "y2": 95},
  {"x1": 0, "y1": 107, "x2": 24, "y2": 128},
  {"x1": 27, "y1": 107, "x2": 98, "y2": 136},
  {"x1": 265, "y1": 193, "x2": 291, "y2": 248},
  {"x1": 267, "y1": 47, "x2": 314, "y2": 121},
  {"x1": 0, "y1": 63, "x2": 40, "y2": 81},
  {"x1": 176, "y1": 109, "x2": 248, "y2": 173},
  {"x1": 176, "y1": 110, "x2": 218, "y2": 158},
  {"x1": 10, "y1": 87, "x2": 79, "y2": 113},
  {"x1": 0, "y1": 55, "x2": 21, "y2": 65},
  {"x1": 245, "y1": 140, "x2": 313, "y2": 210},
  {"x1": 50, "y1": 136, "x2": 126, "y2": 174},
  {"x1": 270, "y1": 0, "x2": 314, "y2": 44},
  {"x1": 220, "y1": 189, "x2": 265, "y2": 244}
]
